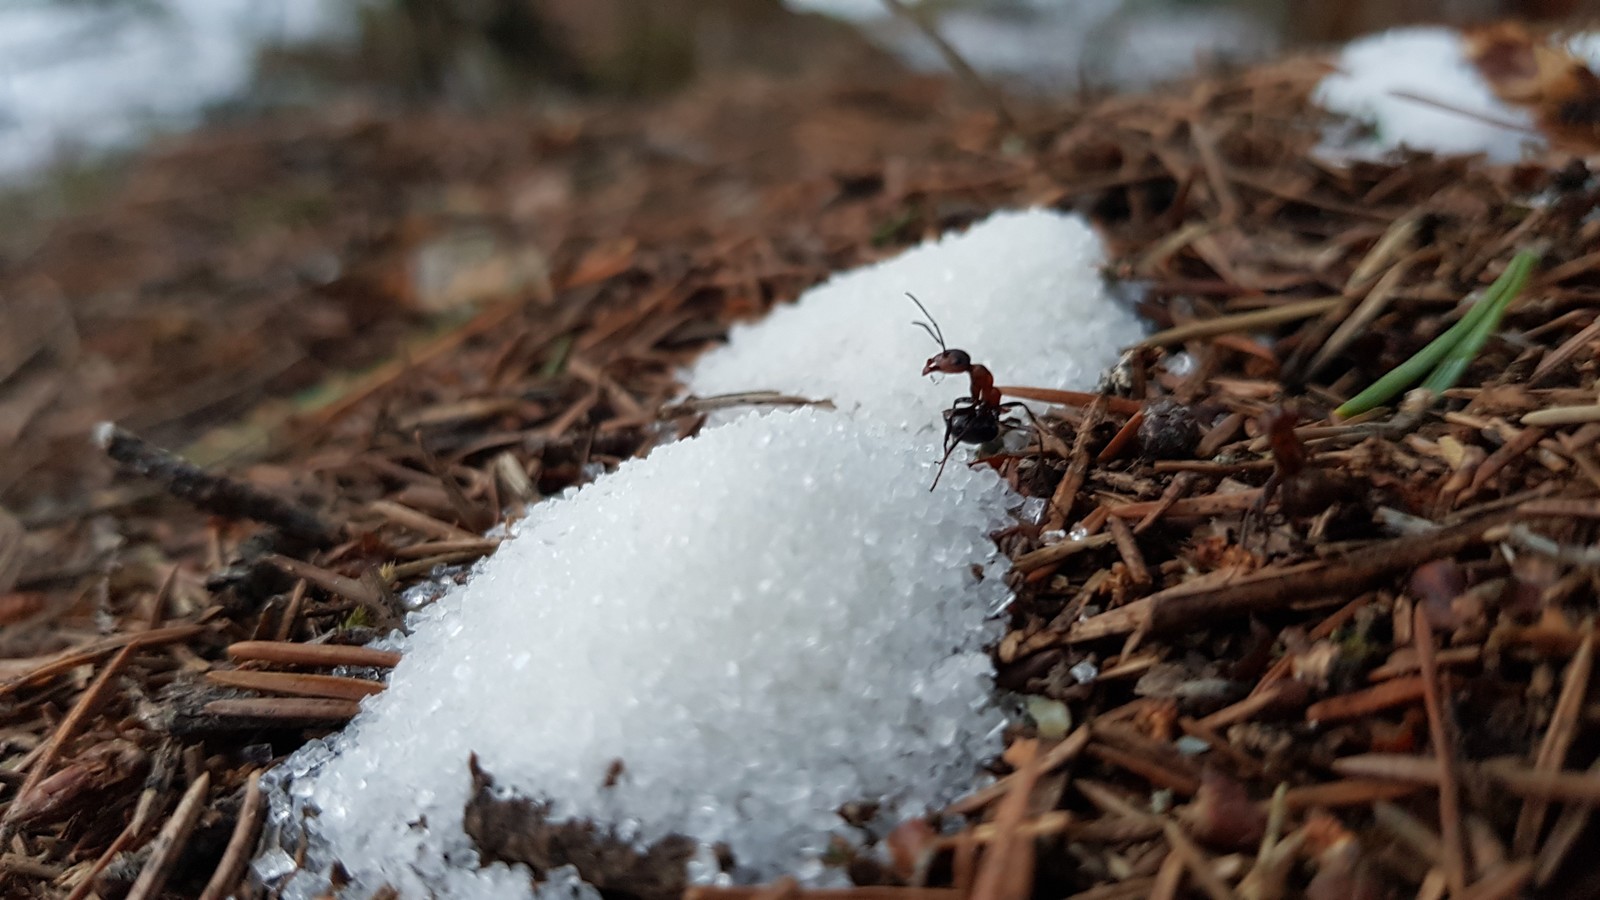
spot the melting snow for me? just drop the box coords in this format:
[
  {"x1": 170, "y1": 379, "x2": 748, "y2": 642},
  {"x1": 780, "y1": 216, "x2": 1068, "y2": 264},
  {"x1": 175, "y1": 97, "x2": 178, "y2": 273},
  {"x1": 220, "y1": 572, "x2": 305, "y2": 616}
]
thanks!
[
  {"x1": 688, "y1": 208, "x2": 1141, "y2": 430},
  {"x1": 261, "y1": 208, "x2": 1146, "y2": 898},
  {"x1": 1314, "y1": 26, "x2": 1537, "y2": 163},
  {"x1": 0, "y1": 0, "x2": 350, "y2": 178}
]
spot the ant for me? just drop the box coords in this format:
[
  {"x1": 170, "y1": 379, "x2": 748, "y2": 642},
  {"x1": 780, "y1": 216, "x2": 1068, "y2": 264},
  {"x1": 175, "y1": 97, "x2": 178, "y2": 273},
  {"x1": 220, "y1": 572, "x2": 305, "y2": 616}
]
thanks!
[
  {"x1": 908, "y1": 293, "x2": 1034, "y2": 489},
  {"x1": 1241, "y1": 403, "x2": 1351, "y2": 545}
]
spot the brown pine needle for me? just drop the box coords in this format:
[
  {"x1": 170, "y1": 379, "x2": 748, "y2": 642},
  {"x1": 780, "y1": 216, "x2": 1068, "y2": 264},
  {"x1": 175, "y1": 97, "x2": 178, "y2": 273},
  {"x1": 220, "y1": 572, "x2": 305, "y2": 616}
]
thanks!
[
  {"x1": 206, "y1": 668, "x2": 385, "y2": 701},
  {"x1": 1511, "y1": 626, "x2": 1593, "y2": 857},
  {"x1": 4, "y1": 644, "x2": 136, "y2": 831},
  {"x1": 1162, "y1": 821, "x2": 1239, "y2": 900},
  {"x1": 203, "y1": 697, "x2": 362, "y2": 723},
  {"x1": 198, "y1": 770, "x2": 264, "y2": 900},
  {"x1": 226, "y1": 640, "x2": 402, "y2": 668},
  {"x1": 126, "y1": 772, "x2": 211, "y2": 900},
  {"x1": 1414, "y1": 604, "x2": 1467, "y2": 897}
]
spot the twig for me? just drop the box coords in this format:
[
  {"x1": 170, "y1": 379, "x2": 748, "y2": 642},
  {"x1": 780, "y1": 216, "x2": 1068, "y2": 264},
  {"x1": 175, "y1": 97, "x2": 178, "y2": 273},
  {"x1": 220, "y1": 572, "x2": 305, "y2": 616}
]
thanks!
[
  {"x1": 1107, "y1": 516, "x2": 1151, "y2": 589},
  {"x1": 198, "y1": 770, "x2": 264, "y2": 900},
  {"x1": 3, "y1": 645, "x2": 136, "y2": 832},
  {"x1": 2, "y1": 626, "x2": 205, "y2": 697},
  {"x1": 62, "y1": 818, "x2": 139, "y2": 900},
  {"x1": 1136, "y1": 297, "x2": 1343, "y2": 348},
  {"x1": 1521, "y1": 404, "x2": 1600, "y2": 426},
  {"x1": 1415, "y1": 604, "x2": 1467, "y2": 896},
  {"x1": 687, "y1": 889, "x2": 960, "y2": 900},
  {"x1": 126, "y1": 771, "x2": 211, "y2": 900},
  {"x1": 1332, "y1": 754, "x2": 1600, "y2": 802},
  {"x1": 1012, "y1": 533, "x2": 1115, "y2": 575},
  {"x1": 1305, "y1": 675, "x2": 1425, "y2": 724},
  {"x1": 995, "y1": 387, "x2": 1142, "y2": 416},
  {"x1": 1534, "y1": 757, "x2": 1600, "y2": 886},
  {"x1": 1044, "y1": 395, "x2": 1107, "y2": 531},
  {"x1": 262, "y1": 554, "x2": 381, "y2": 608},
  {"x1": 1511, "y1": 626, "x2": 1592, "y2": 857},
  {"x1": 96, "y1": 423, "x2": 340, "y2": 546},
  {"x1": 946, "y1": 725, "x2": 1090, "y2": 816},
  {"x1": 879, "y1": 0, "x2": 1018, "y2": 130},
  {"x1": 1164, "y1": 821, "x2": 1240, "y2": 900},
  {"x1": 368, "y1": 499, "x2": 479, "y2": 542},
  {"x1": 969, "y1": 740, "x2": 1042, "y2": 900},
  {"x1": 1457, "y1": 861, "x2": 1533, "y2": 900},
  {"x1": 1066, "y1": 507, "x2": 1521, "y2": 643}
]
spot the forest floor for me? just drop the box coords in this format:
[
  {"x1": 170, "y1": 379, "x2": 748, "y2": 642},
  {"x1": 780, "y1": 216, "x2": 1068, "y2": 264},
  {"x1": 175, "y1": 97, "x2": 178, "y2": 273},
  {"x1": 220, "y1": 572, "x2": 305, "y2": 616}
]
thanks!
[{"x1": 3, "y1": 27, "x2": 1600, "y2": 900}]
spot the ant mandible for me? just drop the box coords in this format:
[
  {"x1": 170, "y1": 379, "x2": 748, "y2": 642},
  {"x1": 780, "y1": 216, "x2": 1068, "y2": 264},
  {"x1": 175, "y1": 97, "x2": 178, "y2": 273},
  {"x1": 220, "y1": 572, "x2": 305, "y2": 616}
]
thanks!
[{"x1": 908, "y1": 293, "x2": 1034, "y2": 489}]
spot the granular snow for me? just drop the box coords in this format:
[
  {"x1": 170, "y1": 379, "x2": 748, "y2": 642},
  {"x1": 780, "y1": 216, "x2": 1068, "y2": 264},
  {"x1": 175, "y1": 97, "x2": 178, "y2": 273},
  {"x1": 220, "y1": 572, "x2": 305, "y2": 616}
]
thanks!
[
  {"x1": 261, "y1": 207, "x2": 1148, "y2": 898},
  {"x1": 686, "y1": 208, "x2": 1142, "y2": 432},
  {"x1": 263, "y1": 410, "x2": 1015, "y2": 898}
]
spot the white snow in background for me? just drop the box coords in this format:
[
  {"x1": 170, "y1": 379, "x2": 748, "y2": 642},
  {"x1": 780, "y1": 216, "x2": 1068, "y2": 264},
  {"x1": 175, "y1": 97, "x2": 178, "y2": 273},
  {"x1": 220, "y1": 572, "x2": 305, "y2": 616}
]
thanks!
[
  {"x1": 264, "y1": 409, "x2": 1015, "y2": 899},
  {"x1": 262, "y1": 207, "x2": 1147, "y2": 898},
  {"x1": 783, "y1": 0, "x2": 1275, "y2": 92},
  {"x1": 0, "y1": 0, "x2": 352, "y2": 178},
  {"x1": 1313, "y1": 26, "x2": 1538, "y2": 163},
  {"x1": 688, "y1": 208, "x2": 1144, "y2": 433}
]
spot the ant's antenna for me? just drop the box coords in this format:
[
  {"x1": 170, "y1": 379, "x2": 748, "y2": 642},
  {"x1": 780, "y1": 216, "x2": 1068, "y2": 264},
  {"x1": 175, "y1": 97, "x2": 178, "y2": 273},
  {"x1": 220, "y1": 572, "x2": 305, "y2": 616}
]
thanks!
[{"x1": 906, "y1": 292, "x2": 946, "y2": 351}]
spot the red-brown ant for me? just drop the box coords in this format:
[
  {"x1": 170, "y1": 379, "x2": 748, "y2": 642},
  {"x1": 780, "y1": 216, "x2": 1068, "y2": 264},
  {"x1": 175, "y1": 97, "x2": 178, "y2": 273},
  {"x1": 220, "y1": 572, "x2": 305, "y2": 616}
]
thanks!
[
  {"x1": 1241, "y1": 403, "x2": 1352, "y2": 544},
  {"x1": 909, "y1": 293, "x2": 1034, "y2": 489}
]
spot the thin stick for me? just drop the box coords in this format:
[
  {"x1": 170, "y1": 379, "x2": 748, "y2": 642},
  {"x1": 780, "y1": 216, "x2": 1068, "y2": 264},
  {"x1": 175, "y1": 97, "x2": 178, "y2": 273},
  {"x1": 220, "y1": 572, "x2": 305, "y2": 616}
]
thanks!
[
  {"x1": 62, "y1": 818, "x2": 140, "y2": 900},
  {"x1": 946, "y1": 725, "x2": 1091, "y2": 816},
  {"x1": 1136, "y1": 297, "x2": 1344, "y2": 348},
  {"x1": 1534, "y1": 757, "x2": 1600, "y2": 886},
  {"x1": 1511, "y1": 627, "x2": 1593, "y2": 857},
  {"x1": 0, "y1": 624, "x2": 205, "y2": 697},
  {"x1": 995, "y1": 386, "x2": 1143, "y2": 416},
  {"x1": 205, "y1": 669, "x2": 385, "y2": 701},
  {"x1": 879, "y1": 0, "x2": 1018, "y2": 130},
  {"x1": 199, "y1": 770, "x2": 264, "y2": 900},
  {"x1": 126, "y1": 772, "x2": 211, "y2": 900},
  {"x1": 96, "y1": 423, "x2": 339, "y2": 546},
  {"x1": 1045, "y1": 395, "x2": 1108, "y2": 531},
  {"x1": 968, "y1": 740, "x2": 1042, "y2": 900},
  {"x1": 203, "y1": 697, "x2": 363, "y2": 722},
  {"x1": 227, "y1": 640, "x2": 401, "y2": 669},
  {"x1": 4, "y1": 644, "x2": 136, "y2": 830},
  {"x1": 1162, "y1": 822, "x2": 1239, "y2": 900},
  {"x1": 1304, "y1": 675, "x2": 1426, "y2": 724},
  {"x1": 1415, "y1": 604, "x2": 1467, "y2": 896}
]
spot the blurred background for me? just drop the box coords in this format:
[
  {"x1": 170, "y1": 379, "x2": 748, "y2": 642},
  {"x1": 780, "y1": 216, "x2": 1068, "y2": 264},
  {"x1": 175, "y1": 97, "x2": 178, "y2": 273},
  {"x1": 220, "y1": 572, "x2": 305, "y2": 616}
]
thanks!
[
  {"x1": 4, "y1": 0, "x2": 1600, "y2": 188},
  {"x1": 3, "y1": 0, "x2": 1600, "y2": 515}
]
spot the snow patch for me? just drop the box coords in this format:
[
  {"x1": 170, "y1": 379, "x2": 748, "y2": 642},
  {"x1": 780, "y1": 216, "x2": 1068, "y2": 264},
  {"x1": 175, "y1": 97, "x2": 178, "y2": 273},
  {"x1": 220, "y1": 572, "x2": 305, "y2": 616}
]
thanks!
[
  {"x1": 687, "y1": 208, "x2": 1141, "y2": 431},
  {"x1": 263, "y1": 410, "x2": 1013, "y2": 898},
  {"x1": 0, "y1": 0, "x2": 351, "y2": 178},
  {"x1": 262, "y1": 207, "x2": 1147, "y2": 898},
  {"x1": 1314, "y1": 26, "x2": 1538, "y2": 163}
]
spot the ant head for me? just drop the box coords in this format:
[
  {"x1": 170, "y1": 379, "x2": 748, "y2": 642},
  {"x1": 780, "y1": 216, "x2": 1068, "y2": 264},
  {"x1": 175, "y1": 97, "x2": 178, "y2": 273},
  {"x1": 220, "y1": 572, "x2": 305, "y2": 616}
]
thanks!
[
  {"x1": 906, "y1": 293, "x2": 974, "y2": 376},
  {"x1": 922, "y1": 348, "x2": 972, "y2": 376}
]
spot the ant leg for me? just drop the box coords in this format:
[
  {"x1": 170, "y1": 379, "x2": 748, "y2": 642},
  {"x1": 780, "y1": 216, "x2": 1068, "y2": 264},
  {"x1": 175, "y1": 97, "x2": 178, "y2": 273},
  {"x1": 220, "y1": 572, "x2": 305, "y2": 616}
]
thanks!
[
  {"x1": 929, "y1": 440, "x2": 960, "y2": 491},
  {"x1": 934, "y1": 395, "x2": 979, "y2": 486},
  {"x1": 1240, "y1": 471, "x2": 1280, "y2": 550}
]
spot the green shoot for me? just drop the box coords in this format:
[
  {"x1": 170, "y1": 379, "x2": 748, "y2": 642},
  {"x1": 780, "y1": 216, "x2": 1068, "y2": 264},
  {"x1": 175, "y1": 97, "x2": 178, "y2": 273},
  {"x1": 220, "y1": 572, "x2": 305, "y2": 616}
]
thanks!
[{"x1": 1334, "y1": 249, "x2": 1538, "y2": 419}]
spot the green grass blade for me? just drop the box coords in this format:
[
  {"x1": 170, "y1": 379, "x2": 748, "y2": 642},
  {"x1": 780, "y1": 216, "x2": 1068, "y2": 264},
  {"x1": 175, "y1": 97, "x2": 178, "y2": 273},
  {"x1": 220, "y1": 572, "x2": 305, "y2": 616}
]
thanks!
[
  {"x1": 1334, "y1": 249, "x2": 1537, "y2": 419},
  {"x1": 1419, "y1": 249, "x2": 1536, "y2": 395}
]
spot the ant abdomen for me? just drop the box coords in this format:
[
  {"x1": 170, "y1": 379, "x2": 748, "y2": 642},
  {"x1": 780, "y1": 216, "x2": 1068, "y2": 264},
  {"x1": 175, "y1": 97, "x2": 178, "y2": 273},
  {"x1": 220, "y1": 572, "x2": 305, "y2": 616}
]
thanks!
[{"x1": 945, "y1": 404, "x2": 1001, "y2": 446}]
